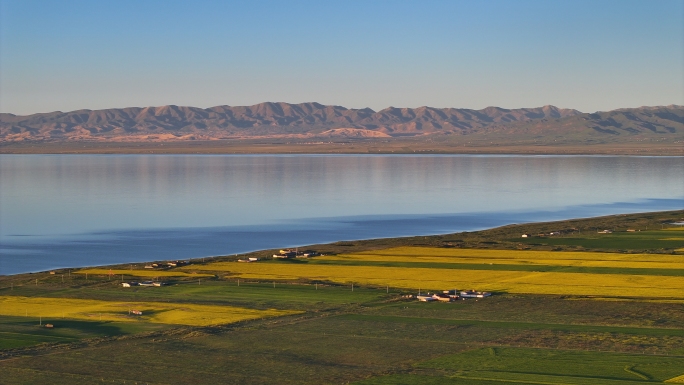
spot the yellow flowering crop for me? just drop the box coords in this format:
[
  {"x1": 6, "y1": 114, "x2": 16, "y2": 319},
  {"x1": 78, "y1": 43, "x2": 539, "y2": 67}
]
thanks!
[
  {"x1": 320, "y1": 247, "x2": 684, "y2": 269},
  {"x1": 666, "y1": 374, "x2": 684, "y2": 383},
  {"x1": 187, "y1": 261, "x2": 684, "y2": 298},
  {"x1": 0, "y1": 296, "x2": 298, "y2": 326}
]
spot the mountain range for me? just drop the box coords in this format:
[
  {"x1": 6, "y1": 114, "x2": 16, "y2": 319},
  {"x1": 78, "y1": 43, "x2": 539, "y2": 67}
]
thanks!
[{"x1": 1, "y1": 103, "x2": 682, "y2": 143}]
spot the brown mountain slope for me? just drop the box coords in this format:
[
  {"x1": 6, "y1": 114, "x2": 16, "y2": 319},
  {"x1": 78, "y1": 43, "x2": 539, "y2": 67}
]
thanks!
[
  {"x1": 467, "y1": 105, "x2": 684, "y2": 143},
  {"x1": 1, "y1": 103, "x2": 682, "y2": 143}
]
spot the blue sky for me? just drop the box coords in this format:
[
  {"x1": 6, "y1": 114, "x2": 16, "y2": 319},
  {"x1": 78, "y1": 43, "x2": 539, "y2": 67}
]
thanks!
[{"x1": 1, "y1": 0, "x2": 682, "y2": 114}]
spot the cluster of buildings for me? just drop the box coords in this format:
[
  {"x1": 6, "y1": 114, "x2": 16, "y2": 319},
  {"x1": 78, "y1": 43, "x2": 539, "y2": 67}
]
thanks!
[
  {"x1": 415, "y1": 289, "x2": 492, "y2": 302},
  {"x1": 522, "y1": 231, "x2": 562, "y2": 237},
  {"x1": 144, "y1": 260, "x2": 190, "y2": 269},
  {"x1": 237, "y1": 257, "x2": 260, "y2": 263},
  {"x1": 121, "y1": 280, "x2": 163, "y2": 287},
  {"x1": 272, "y1": 249, "x2": 320, "y2": 259}
]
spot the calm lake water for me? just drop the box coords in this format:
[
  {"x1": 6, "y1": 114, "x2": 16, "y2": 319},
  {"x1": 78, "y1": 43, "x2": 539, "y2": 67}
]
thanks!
[{"x1": 1, "y1": 154, "x2": 682, "y2": 275}]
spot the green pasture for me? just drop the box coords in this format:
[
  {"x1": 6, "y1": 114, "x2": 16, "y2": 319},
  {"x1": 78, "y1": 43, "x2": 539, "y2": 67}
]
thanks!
[
  {"x1": 513, "y1": 229, "x2": 684, "y2": 251},
  {"x1": 357, "y1": 347, "x2": 684, "y2": 384},
  {"x1": 0, "y1": 279, "x2": 390, "y2": 312},
  {"x1": 340, "y1": 314, "x2": 684, "y2": 337},
  {"x1": 2, "y1": 303, "x2": 683, "y2": 384},
  {"x1": 370, "y1": 295, "x2": 684, "y2": 329},
  {"x1": 0, "y1": 315, "x2": 166, "y2": 350},
  {"x1": 418, "y1": 347, "x2": 684, "y2": 383}
]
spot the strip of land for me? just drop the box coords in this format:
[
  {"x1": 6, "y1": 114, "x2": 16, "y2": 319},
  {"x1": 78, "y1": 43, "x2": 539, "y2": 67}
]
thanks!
[
  {"x1": 2, "y1": 140, "x2": 683, "y2": 155},
  {"x1": 0, "y1": 210, "x2": 683, "y2": 384}
]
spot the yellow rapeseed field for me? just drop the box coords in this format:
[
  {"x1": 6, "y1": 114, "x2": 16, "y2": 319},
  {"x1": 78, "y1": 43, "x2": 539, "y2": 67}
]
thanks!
[
  {"x1": 666, "y1": 374, "x2": 684, "y2": 383},
  {"x1": 317, "y1": 247, "x2": 684, "y2": 270},
  {"x1": 76, "y1": 269, "x2": 213, "y2": 278},
  {"x1": 0, "y1": 296, "x2": 298, "y2": 326},
  {"x1": 187, "y1": 262, "x2": 684, "y2": 299}
]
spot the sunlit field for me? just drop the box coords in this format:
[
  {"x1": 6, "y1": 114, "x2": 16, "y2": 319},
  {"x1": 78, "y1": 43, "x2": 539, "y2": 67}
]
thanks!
[
  {"x1": 667, "y1": 374, "x2": 684, "y2": 383},
  {"x1": 320, "y1": 247, "x2": 684, "y2": 269},
  {"x1": 185, "y1": 247, "x2": 684, "y2": 299},
  {"x1": 0, "y1": 296, "x2": 299, "y2": 326}
]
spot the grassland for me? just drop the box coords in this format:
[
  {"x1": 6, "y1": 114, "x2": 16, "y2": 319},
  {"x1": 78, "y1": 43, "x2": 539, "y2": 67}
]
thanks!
[
  {"x1": 1, "y1": 210, "x2": 683, "y2": 384},
  {"x1": 357, "y1": 347, "x2": 684, "y2": 384},
  {"x1": 0, "y1": 315, "x2": 168, "y2": 350},
  {"x1": 2, "y1": 295, "x2": 684, "y2": 384},
  {"x1": 76, "y1": 268, "x2": 213, "y2": 278}
]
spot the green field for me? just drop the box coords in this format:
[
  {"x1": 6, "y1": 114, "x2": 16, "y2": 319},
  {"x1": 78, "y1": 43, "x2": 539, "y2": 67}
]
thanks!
[
  {"x1": 1, "y1": 210, "x2": 683, "y2": 384},
  {"x1": 514, "y1": 229, "x2": 684, "y2": 251},
  {"x1": 2, "y1": 295, "x2": 684, "y2": 384},
  {"x1": 0, "y1": 315, "x2": 167, "y2": 349},
  {"x1": 358, "y1": 347, "x2": 684, "y2": 384}
]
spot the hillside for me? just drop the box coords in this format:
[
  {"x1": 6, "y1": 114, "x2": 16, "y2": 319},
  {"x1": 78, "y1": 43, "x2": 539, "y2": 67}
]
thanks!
[{"x1": 1, "y1": 103, "x2": 682, "y2": 144}]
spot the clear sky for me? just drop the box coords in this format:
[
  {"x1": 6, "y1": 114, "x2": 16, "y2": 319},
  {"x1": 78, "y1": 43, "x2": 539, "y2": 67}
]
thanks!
[{"x1": 1, "y1": 0, "x2": 682, "y2": 115}]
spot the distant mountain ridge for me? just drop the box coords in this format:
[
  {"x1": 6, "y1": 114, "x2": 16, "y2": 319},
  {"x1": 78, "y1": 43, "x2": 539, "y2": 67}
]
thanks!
[{"x1": 1, "y1": 102, "x2": 682, "y2": 143}]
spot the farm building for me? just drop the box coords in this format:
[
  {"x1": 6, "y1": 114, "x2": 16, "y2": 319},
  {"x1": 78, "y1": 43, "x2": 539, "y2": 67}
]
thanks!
[
  {"x1": 415, "y1": 289, "x2": 492, "y2": 302},
  {"x1": 460, "y1": 290, "x2": 492, "y2": 298},
  {"x1": 416, "y1": 295, "x2": 435, "y2": 302},
  {"x1": 431, "y1": 293, "x2": 453, "y2": 302},
  {"x1": 273, "y1": 252, "x2": 296, "y2": 259}
]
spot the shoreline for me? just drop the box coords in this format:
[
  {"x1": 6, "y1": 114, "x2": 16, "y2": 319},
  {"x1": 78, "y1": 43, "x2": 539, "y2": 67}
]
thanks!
[
  {"x1": 2, "y1": 141, "x2": 683, "y2": 156},
  {"x1": 3, "y1": 209, "x2": 682, "y2": 278}
]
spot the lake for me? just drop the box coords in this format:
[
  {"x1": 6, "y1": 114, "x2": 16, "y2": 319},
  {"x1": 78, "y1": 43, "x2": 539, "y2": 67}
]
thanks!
[{"x1": 1, "y1": 154, "x2": 682, "y2": 275}]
